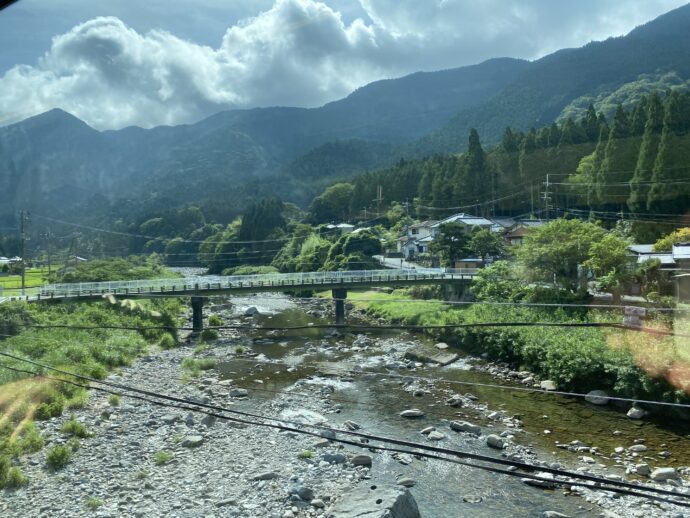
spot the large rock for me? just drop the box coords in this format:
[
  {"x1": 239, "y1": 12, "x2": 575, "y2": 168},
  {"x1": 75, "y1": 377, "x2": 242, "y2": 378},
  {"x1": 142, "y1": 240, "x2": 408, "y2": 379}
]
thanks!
[
  {"x1": 229, "y1": 388, "x2": 249, "y2": 398},
  {"x1": 181, "y1": 435, "x2": 204, "y2": 448},
  {"x1": 350, "y1": 455, "x2": 373, "y2": 467},
  {"x1": 627, "y1": 406, "x2": 646, "y2": 419},
  {"x1": 326, "y1": 483, "x2": 420, "y2": 518},
  {"x1": 486, "y1": 434, "x2": 505, "y2": 449},
  {"x1": 584, "y1": 390, "x2": 610, "y2": 405},
  {"x1": 244, "y1": 306, "x2": 259, "y2": 316},
  {"x1": 450, "y1": 421, "x2": 481, "y2": 435},
  {"x1": 540, "y1": 380, "x2": 557, "y2": 391},
  {"x1": 650, "y1": 467, "x2": 680, "y2": 482}
]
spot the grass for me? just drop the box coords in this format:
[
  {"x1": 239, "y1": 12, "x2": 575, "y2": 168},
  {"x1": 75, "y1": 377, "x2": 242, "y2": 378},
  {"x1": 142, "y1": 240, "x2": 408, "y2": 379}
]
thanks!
[
  {"x1": 85, "y1": 497, "x2": 103, "y2": 510},
  {"x1": 0, "y1": 296, "x2": 182, "y2": 482},
  {"x1": 297, "y1": 450, "x2": 314, "y2": 459},
  {"x1": 135, "y1": 470, "x2": 149, "y2": 480},
  {"x1": 208, "y1": 314, "x2": 224, "y2": 327},
  {"x1": 234, "y1": 345, "x2": 245, "y2": 354},
  {"x1": 153, "y1": 450, "x2": 173, "y2": 466},
  {"x1": 46, "y1": 445, "x2": 72, "y2": 470},
  {"x1": 60, "y1": 415, "x2": 91, "y2": 438},
  {"x1": 0, "y1": 266, "x2": 61, "y2": 294},
  {"x1": 0, "y1": 459, "x2": 29, "y2": 489},
  {"x1": 181, "y1": 357, "x2": 216, "y2": 377},
  {"x1": 200, "y1": 328, "x2": 219, "y2": 341},
  {"x1": 108, "y1": 394, "x2": 120, "y2": 407}
]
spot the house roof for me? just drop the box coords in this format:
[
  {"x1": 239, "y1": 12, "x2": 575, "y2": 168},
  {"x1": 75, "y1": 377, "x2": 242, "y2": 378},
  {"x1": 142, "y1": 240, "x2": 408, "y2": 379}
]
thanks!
[
  {"x1": 417, "y1": 236, "x2": 434, "y2": 243},
  {"x1": 433, "y1": 213, "x2": 493, "y2": 228},
  {"x1": 629, "y1": 244, "x2": 654, "y2": 254},
  {"x1": 490, "y1": 218, "x2": 516, "y2": 229},
  {"x1": 672, "y1": 243, "x2": 690, "y2": 260},
  {"x1": 409, "y1": 220, "x2": 438, "y2": 229}
]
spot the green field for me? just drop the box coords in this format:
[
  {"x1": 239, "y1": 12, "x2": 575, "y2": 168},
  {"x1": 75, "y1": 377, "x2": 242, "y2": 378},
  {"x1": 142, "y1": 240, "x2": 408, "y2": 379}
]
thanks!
[{"x1": 0, "y1": 267, "x2": 57, "y2": 294}]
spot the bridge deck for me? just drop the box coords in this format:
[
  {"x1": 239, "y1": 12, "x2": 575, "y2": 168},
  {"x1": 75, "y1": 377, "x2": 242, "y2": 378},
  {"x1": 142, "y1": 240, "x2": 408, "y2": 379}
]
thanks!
[{"x1": 16, "y1": 268, "x2": 477, "y2": 302}]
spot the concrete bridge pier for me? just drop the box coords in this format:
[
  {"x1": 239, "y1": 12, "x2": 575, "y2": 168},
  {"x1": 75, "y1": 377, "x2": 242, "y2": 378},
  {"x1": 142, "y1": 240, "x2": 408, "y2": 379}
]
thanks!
[
  {"x1": 332, "y1": 288, "x2": 347, "y2": 326},
  {"x1": 191, "y1": 296, "x2": 206, "y2": 332}
]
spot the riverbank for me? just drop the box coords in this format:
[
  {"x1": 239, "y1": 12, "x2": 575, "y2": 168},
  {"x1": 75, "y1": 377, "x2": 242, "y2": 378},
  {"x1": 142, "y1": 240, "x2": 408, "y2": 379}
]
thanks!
[{"x1": 338, "y1": 290, "x2": 690, "y2": 412}]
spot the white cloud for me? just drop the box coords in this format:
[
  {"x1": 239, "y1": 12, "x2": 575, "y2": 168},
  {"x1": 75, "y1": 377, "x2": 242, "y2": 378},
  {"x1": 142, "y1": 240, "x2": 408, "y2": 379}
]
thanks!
[{"x1": 0, "y1": 0, "x2": 686, "y2": 129}]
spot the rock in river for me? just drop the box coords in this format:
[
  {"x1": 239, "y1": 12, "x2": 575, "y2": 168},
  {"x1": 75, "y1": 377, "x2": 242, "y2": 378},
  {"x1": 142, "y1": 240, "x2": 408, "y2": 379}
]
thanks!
[
  {"x1": 326, "y1": 483, "x2": 420, "y2": 518},
  {"x1": 584, "y1": 390, "x2": 610, "y2": 405},
  {"x1": 540, "y1": 380, "x2": 557, "y2": 391},
  {"x1": 399, "y1": 409, "x2": 424, "y2": 418},
  {"x1": 450, "y1": 421, "x2": 481, "y2": 435},
  {"x1": 627, "y1": 406, "x2": 646, "y2": 419},
  {"x1": 486, "y1": 434, "x2": 505, "y2": 449},
  {"x1": 650, "y1": 467, "x2": 680, "y2": 482},
  {"x1": 229, "y1": 388, "x2": 249, "y2": 398}
]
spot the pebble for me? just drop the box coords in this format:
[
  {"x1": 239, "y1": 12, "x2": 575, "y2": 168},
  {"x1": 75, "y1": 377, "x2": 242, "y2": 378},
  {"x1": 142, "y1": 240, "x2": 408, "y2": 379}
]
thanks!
[
  {"x1": 253, "y1": 471, "x2": 279, "y2": 481},
  {"x1": 627, "y1": 406, "x2": 646, "y2": 419}
]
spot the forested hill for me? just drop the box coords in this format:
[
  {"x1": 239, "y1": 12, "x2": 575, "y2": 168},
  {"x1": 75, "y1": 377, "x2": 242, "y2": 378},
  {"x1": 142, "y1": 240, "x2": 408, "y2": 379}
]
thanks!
[
  {"x1": 3, "y1": 3, "x2": 690, "y2": 228},
  {"x1": 416, "y1": 2, "x2": 690, "y2": 154}
]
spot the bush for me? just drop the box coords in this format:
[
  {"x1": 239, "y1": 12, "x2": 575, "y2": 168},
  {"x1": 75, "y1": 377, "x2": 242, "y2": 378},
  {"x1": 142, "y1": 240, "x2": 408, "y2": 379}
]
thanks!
[
  {"x1": 46, "y1": 445, "x2": 72, "y2": 470},
  {"x1": 297, "y1": 450, "x2": 313, "y2": 459},
  {"x1": 108, "y1": 394, "x2": 120, "y2": 406},
  {"x1": 18, "y1": 423, "x2": 44, "y2": 453},
  {"x1": 153, "y1": 451, "x2": 173, "y2": 465},
  {"x1": 208, "y1": 314, "x2": 223, "y2": 327},
  {"x1": 200, "y1": 329, "x2": 218, "y2": 341},
  {"x1": 85, "y1": 497, "x2": 103, "y2": 510},
  {"x1": 181, "y1": 358, "x2": 216, "y2": 375},
  {"x1": 61, "y1": 416, "x2": 91, "y2": 438},
  {"x1": 5, "y1": 467, "x2": 28, "y2": 488},
  {"x1": 34, "y1": 400, "x2": 64, "y2": 421},
  {"x1": 158, "y1": 333, "x2": 177, "y2": 349}
]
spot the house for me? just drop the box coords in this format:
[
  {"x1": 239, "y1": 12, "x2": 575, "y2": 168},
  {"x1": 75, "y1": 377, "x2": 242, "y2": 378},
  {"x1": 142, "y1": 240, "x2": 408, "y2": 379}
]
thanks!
[
  {"x1": 431, "y1": 213, "x2": 493, "y2": 237},
  {"x1": 503, "y1": 219, "x2": 546, "y2": 246},
  {"x1": 325, "y1": 223, "x2": 355, "y2": 235},
  {"x1": 396, "y1": 220, "x2": 437, "y2": 259}
]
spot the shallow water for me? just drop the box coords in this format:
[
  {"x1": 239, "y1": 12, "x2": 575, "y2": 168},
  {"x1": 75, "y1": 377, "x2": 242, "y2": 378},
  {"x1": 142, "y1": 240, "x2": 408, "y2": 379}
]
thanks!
[{"x1": 213, "y1": 296, "x2": 689, "y2": 516}]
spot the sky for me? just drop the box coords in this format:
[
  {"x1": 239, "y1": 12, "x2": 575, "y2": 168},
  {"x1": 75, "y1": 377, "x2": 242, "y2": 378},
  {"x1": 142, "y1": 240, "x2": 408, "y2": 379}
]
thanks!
[{"x1": 0, "y1": 0, "x2": 687, "y2": 130}]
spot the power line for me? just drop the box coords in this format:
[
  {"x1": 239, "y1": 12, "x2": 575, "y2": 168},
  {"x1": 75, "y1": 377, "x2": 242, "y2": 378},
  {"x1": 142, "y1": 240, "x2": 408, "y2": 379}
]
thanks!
[{"x1": 0, "y1": 357, "x2": 688, "y2": 507}]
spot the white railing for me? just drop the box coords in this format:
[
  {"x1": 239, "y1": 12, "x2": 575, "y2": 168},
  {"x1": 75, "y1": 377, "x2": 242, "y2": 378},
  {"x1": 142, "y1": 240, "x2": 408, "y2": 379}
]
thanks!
[{"x1": 37, "y1": 268, "x2": 477, "y2": 299}]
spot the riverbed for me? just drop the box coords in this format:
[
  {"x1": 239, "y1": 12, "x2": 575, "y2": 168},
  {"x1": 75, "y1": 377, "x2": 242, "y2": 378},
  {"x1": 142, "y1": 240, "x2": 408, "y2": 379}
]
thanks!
[{"x1": 3, "y1": 292, "x2": 689, "y2": 517}]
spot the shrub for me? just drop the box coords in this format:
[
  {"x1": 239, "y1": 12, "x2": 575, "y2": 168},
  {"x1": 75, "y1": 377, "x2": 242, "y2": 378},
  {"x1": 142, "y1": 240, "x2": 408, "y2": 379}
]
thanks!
[
  {"x1": 0, "y1": 456, "x2": 9, "y2": 486},
  {"x1": 200, "y1": 329, "x2": 218, "y2": 341},
  {"x1": 61, "y1": 416, "x2": 91, "y2": 438},
  {"x1": 181, "y1": 358, "x2": 216, "y2": 377},
  {"x1": 297, "y1": 450, "x2": 313, "y2": 459},
  {"x1": 153, "y1": 451, "x2": 173, "y2": 465},
  {"x1": 208, "y1": 314, "x2": 223, "y2": 327},
  {"x1": 18, "y1": 423, "x2": 44, "y2": 453},
  {"x1": 5, "y1": 467, "x2": 28, "y2": 488},
  {"x1": 108, "y1": 394, "x2": 120, "y2": 407},
  {"x1": 34, "y1": 400, "x2": 64, "y2": 421},
  {"x1": 67, "y1": 438, "x2": 81, "y2": 452},
  {"x1": 234, "y1": 345, "x2": 245, "y2": 354},
  {"x1": 158, "y1": 333, "x2": 177, "y2": 349},
  {"x1": 85, "y1": 497, "x2": 103, "y2": 510},
  {"x1": 46, "y1": 445, "x2": 72, "y2": 470}
]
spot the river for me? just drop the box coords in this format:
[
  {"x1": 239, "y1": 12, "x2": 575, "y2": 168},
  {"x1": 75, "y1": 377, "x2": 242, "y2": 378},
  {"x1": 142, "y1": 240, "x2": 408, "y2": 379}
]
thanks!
[{"x1": 208, "y1": 294, "x2": 690, "y2": 517}]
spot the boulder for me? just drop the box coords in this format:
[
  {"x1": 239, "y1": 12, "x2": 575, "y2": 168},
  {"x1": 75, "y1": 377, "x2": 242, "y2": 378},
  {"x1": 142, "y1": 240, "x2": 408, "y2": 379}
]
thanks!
[
  {"x1": 350, "y1": 454, "x2": 373, "y2": 467},
  {"x1": 181, "y1": 435, "x2": 204, "y2": 448},
  {"x1": 326, "y1": 483, "x2": 420, "y2": 518},
  {"x1": 584, "y1": 390, "x2": 610, "y2": 406},
  {"x1": 627, "y1": 406, "x2": 646, "y2": 419},
  {"x1": 427, "y1": 431, "x2": 445, "y2": 441},
  {"x1": 229, "y1": 388, "x2": 249, "y2": 398},
  {"x1": 450, "y1": 421, "x2": 481, "y2": 435},
  {"x1": 244, "y1": 306, "x2": 259, "y2": 316},
  {"x1": 629, "y1": 444, "x2": 648, "y2": 453},
  {"x1": 650, "y1": 467, "x2": 680, "y2": 482},
  {"x1": 486, "y1": 434, "x2": 505, "y2": 449},
  {"x1": 540, "y1": 380, "x2": 557, "y2": 391},
  {"x1": 635, "y1": 463, "x2": 651, "y2": 476}
]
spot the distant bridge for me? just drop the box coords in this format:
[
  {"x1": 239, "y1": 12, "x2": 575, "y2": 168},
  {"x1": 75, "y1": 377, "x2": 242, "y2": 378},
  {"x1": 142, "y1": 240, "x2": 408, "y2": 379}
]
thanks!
[{"x1": 2, "y1": 268, "x2": 477, "y2": 328}]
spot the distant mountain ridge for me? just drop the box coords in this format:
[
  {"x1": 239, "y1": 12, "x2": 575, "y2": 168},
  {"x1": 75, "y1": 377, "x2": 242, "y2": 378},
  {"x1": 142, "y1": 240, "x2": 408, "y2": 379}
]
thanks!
[{"x1": 2, "y1": 3, "x2": 690, "y2": 225}]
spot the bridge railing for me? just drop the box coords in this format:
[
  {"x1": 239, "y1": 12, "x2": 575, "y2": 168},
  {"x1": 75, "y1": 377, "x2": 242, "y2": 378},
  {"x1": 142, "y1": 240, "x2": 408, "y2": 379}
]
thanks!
[{"x1": 38, "y1": 268, "x2": 474, "y2": 299}]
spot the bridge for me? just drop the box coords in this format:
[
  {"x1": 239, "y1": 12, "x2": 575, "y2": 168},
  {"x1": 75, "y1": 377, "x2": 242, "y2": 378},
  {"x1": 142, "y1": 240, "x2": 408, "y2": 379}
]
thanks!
[{"x1": 1, "y1": 268, "x2": 477, "y2": 328}]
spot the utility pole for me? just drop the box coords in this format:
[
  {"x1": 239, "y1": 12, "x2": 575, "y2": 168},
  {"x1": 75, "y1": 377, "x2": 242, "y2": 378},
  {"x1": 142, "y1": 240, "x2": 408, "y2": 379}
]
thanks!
[
  {"x1": 541, "y1": 174, "x2": 552, "y2": 220},
  {"x1": 41, "y1": 227, "x2": 53, "y2": 275},
  {"x1": 19, "y1": 210, "x2": 29, "y2": 296},
  {"x1": 530, "y1": 183, "x2": 535, "y2": 216},
  {"x1": 373, "y1": 185, "x2": 383, "y2": 218}
]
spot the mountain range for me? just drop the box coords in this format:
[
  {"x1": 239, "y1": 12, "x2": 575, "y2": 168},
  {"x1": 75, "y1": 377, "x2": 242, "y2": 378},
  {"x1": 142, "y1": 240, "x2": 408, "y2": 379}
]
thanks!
[{"x1": 1, "y1": 3, "x2": 690, "y2": 227}]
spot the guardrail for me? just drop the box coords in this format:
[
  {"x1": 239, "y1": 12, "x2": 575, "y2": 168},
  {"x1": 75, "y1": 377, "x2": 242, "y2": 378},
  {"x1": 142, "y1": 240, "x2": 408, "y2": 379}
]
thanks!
[{"x1": 38, "y1": 268, "x2": 476, "y2": 299}]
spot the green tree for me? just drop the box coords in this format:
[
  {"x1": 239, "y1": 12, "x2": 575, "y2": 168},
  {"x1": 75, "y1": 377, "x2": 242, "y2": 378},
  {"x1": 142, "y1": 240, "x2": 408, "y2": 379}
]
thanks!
[
  {"x1": 471, "y1": 260, "x2": 524, "y2": 302},
  {"x1": 467, "y1": 228, "x2": 505, "y2": 262},
  {"x1": 430, "y1": 223, "x2": 470, "y2": 266},
  {"x1": 518, "y1": 219, "x2": 605, "y2": 294},
  {"x1": 583, "y1": 233, "x2": 632, "y2": 303},
  {"x1": 647, "y1": 91, "x2": 690, "y2": 213},
  {"x1": 596, "y1": 105, "x2": 637, "y2": 210},
  {"x1": 309, "y1": 183, "x2": 354, "y2": 223},
  {"x1": 628, "y1": 92, "x2": 663, "y2": 213},
  {"x1": 653, "y1": 227, "x2": 690, "y2": 251}
]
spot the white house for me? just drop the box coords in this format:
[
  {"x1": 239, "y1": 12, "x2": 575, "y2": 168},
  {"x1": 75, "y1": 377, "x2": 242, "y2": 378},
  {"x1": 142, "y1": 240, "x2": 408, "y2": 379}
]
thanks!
[{"x1": 430, "y1": 213, "x2": 493, "y2": 237}]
